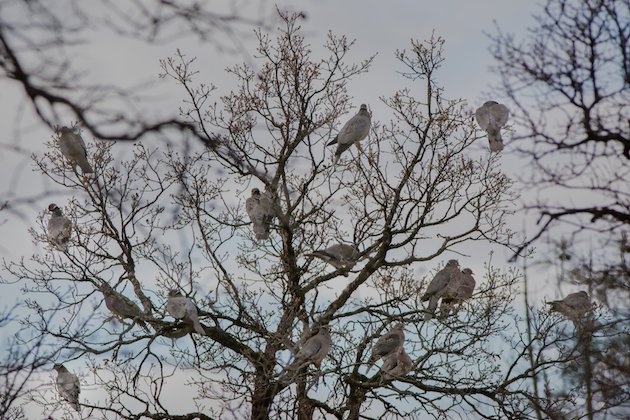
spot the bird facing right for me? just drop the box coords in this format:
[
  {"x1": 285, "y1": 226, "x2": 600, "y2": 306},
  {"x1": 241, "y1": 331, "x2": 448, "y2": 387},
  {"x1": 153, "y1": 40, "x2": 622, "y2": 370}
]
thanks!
[{"x1": 327, "y1": 104, "x2": 371, "y2": 165}]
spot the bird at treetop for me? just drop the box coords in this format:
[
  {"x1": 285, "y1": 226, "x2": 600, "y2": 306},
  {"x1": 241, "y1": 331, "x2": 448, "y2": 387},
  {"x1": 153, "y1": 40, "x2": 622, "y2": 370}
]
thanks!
[
  {"x1": 47, "y1": 203, "x2": 72, "y2": 251},
  {"x1": 327, "y1": 104, "x2": 371, "y2": 165},
  {"x1": 58, "y1": 126, "x2": 93, "y2": 173},
  {"x1": 475, "y1": 101, "x2": 509, "y2": 152}
]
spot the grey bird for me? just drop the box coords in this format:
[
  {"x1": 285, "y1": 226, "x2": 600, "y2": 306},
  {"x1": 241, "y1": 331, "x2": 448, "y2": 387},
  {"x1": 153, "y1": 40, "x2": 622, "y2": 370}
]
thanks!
[
  {"x1": 245, "y1": 188, "x2": 276, "y2": 240},
  {"x1": 285, "y1": 325, "x2": 332, "y2": 379},
  {"x1": 380, "y1": 346, "x2": 413, "y2": 381},
  {"x1": 475, "y1": 101, "x2": 509, "y2": 152},
  {"x1": 53, "y1": 364, "x2": 80, "y2": 412},
  {"x1": 439, "y1": 268, "x2": 476, "y2": 318},
  {"x1": 47, "y1": 203, "x2": 72, "y2": 251},
  {"x1": 166, "y1": 289, "x2": 205, "y2": 335},
  {"x1": 547, "y1": 291, "x2": 592, "y2": 321},
  {"x1": 421, "y1": 259, "x2": 461, "y2": 321},
  {"x1": 327, "y1": 104, "x2": 371, "y2": 165},
  {"x1": 98, "y1": 282, "x2": 150, "y2": 332},
  {"x1": 306, "y1": 243, "x2": 359, "y2": 273},
  {"x1": 368, "y1": 323, "x2": 405, "y2": 365},
  {"x1": 58, "y1": 126, "x2": 93, "y2": 173}
]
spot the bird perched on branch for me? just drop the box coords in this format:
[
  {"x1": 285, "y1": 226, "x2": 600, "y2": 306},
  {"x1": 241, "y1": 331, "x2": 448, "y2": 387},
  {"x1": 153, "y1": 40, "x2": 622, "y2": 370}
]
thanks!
[
  {"x1": 98, "y1": 282, "x2": 150, "y2": 332},
  {"x1": 306, "y1": 243, "x2": 359, "y2": 274},
  {"x1": 166, "y1": 289, "x2": 205, "y2": 335},
  {"x1": 327, "y1": 104, "x2": 371, "y2": 165},
  {"x1": 421, "y1": 259, "x2": 461, "y2": 321},
  {"x1": 368, "y1": 323, "x2": 405, "y2": 366},
  {"x1": 282, "y1": 325, "x2": 332, "y2": 384},
  {"x1": 245, "y1": 188, "x2": 276, "y2": 240},
  {"x1": 475, "y1": 101, "x2": 509, "y2": 152},
  {"x1": 58, "y1": 126, "x2": 93, "y2": 173},
  {"x1": 439, "y1": 268, "x2": 476, "y2": 318},
  {"x1": 547, "y1": 291, "x2": 592, "y2": 321},
  {"x1": 53, "y1": 364, "x2": 80, "y2": 412},
  {"x1": 380, "y1": 346, "x2": 413, "y2": 381},
  {"x1": 47, "y1": 203, "x2": 72, "y2": 251}
]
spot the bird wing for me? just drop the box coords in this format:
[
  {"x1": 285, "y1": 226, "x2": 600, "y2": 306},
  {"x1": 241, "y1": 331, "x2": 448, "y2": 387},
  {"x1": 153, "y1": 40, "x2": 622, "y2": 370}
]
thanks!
[
  {"x1": 489, "y1": 103, "x2": 509, "y2": 127},
  {"x1": 475, "y1": 106, "x2": 490, "y2": 130},
  {"x1": 421, "y1": 267, "x2": 452, "y2": 301},
  {"x1": 337, "y1": 114, "x2": 370, "y2": 146}
]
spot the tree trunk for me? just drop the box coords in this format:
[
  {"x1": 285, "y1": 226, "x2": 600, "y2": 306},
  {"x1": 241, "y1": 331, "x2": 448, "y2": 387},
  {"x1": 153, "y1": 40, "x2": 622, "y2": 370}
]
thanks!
[{"x1": 251, "y1": 373, "x2": 278, "y2": 420}]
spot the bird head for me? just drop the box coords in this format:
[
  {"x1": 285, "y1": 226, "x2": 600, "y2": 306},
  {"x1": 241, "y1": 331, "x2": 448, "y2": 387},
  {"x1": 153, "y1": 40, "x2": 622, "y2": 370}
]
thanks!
[
  {"x1": 462, "y1": 268, "x2": 473, "y2": 275},
  {"x1": 59, "y1": 126, "x2": 73, "y2": 135},
  {"x1": 53, "y1": 363, "x2": 64, "y2": 371},
  {"x1": 48, "y1": 203, "x2": 60, "y2": 212},
  {"x1": 251, "y1": 188, "x2": 261, "y2": 196},
  {"x1": 446, "y1": 259, "x2": 460, "y2": 267},
  {"x1": 359, "y1": 104, "x2": 368, "y2": 111},
  {"x1": 168, "y1": 289, "x2": 183, "y2": 298},
  {"x1": 483, "y1": 100, "x2": 499, "y2": 107}
]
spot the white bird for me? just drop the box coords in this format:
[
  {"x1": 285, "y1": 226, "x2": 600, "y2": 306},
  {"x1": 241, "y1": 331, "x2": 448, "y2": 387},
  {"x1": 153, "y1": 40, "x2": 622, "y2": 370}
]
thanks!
[
  {"x1": 439, "y1": 268, "x2": 476, "y2": 318},
  {"x1": 547, "y1": 291, "x2": 592, "y2": 321},
  {"x1": 380, "y1": 346, "x2": 413, "y2": 381},
  {"x1": 368, "y1": 323, "x2": 405, "y2": 365},
  {"x1": 306, "y1": 243, "x2": 359, "y2": 273},
  {"x1": 245, "y1": 188, "x2": 276, "y2": 240},
  {"x1": 53, "y1": 364, "x2": 80, "y2": 412},
  {"x1": 58, "y1": 126, "x2": 93, "y2": 173},
  {"x1": 166, "y1": 289, "x2": 205, "y2": 335},
  {"x1": 421, "y1": 259, "x2": 461, "y2": 321},
  {"x1": 98, "y1": 282, "x2": 150, "y2": 332},
  {"x1": 475, "y1": 101, "x2": 509, "y2": 152},
  {"x1": 327, "y1": 104, "x2": 371, "y2": 165},
  {"x1": 47, "y1": 203, "x2": 72, "y2": 251}
]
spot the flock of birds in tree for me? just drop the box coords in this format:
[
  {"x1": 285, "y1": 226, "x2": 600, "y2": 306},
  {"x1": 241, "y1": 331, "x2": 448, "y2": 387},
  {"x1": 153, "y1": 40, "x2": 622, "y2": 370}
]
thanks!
[{"x1": 46, "y1": 102, "x2": 593, "y2": 413}]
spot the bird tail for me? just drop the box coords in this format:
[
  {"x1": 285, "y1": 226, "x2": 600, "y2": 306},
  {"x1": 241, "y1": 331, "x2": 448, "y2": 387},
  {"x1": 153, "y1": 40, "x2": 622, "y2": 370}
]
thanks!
[
  {"x1": 192, "y1": 319, "x2": 205, "y2": 335},
  {"x1": 71, "y1": 401, "x2": 81, "y2": 412},
  {"x1": 327, "y1": 136, "x2": 338, "y2": 146},
  {"x1": 79, "y1": 161, "x2": 94, "y2": 174},
  {"x1": 136, "y1": 318, "x2": 151, "y2": 333},
  {"x1": 424, "y1": 296, "x2": 438, "y2": 321},
  {"x1": 487, "y1": 130, "x2": 504, "y2": 152},
  {"x1": 332, "y1": 153, "x2": 341, "y2": 166}
]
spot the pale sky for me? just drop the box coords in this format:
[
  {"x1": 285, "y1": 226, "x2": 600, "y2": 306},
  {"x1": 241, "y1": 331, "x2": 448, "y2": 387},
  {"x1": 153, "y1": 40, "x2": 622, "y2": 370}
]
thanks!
[{"x1": 0, "y1": 1, "x2": 559, "y2": 418}]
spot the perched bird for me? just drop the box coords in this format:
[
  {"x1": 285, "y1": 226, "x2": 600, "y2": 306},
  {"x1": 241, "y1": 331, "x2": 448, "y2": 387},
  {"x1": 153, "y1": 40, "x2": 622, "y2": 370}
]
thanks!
[
  {"x1": 282, "y1": 325, "x2": 332, "y2": 384},
  {"x1": 475, "y1": 101, "x2": 509, "y2": 152},
  {"x1": 47, "y1": 203, "x2": 72, "y2": 251},
  {"x1": 439, "y1": 268, "x2": 476, "y2": 318},
  {"x1": 245, "y1": 188, "x2": 276, "y2": 240},
  {"x1": 421, "y1": 259, "x2": 461, "y2": 321},
  {"x1": 306, "y1": 243, "x2": 359, "y2": 273},
  {"x1": 98, "y1": 282, "x2": 150, "y2": 332},
  {"x1": 547, "y1": 291, "x2": 592, "y2": 321},
  {"x1": 380, "y1": 346, "x2": 413, "y2": 381},
  {"x1": 165, "y1": 289, "x2": 205, "y2": 335},
  {"x1": 58, "y1": 126, "x2": 93, "y2": 173},
  {"x1": 368, "y1": 323, "x2": 405, "y2": 365},
  {"x1": 53, "y1": 364, "x2": 80, "y2": 412},
  {"x1": 327, "y1": 104, "x2": 371, "y2": 165}
]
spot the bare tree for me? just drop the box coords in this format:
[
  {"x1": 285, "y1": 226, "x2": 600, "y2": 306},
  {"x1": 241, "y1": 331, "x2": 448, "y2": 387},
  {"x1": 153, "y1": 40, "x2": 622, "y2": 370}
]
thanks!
[
  {"x1": 489, "y1": 0, "x2": 630, "y2": 260},
  {"x1": 2, "y1": 10, "x2": 607, "y2": 420},
  {"x1": 491, "y1": 0, "x2": 630, "y2": 417}
]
